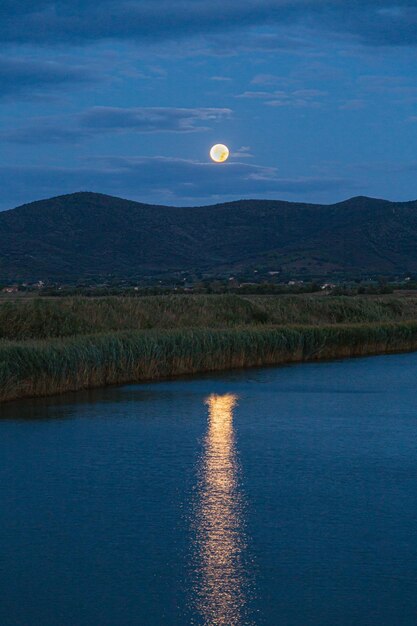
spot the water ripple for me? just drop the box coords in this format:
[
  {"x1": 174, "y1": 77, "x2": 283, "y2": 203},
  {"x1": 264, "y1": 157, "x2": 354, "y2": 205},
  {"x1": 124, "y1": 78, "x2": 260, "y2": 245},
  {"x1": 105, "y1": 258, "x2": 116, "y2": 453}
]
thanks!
[{"x1": 191, "y1": 393, "x2": 252, "y2": 626}]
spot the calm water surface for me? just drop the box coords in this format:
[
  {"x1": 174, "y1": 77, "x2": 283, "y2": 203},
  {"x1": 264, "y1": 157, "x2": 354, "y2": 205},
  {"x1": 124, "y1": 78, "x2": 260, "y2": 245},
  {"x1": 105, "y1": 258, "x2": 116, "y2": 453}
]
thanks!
[{"x1": 2, "y1": 353, "x2": 417, "y2": 625}]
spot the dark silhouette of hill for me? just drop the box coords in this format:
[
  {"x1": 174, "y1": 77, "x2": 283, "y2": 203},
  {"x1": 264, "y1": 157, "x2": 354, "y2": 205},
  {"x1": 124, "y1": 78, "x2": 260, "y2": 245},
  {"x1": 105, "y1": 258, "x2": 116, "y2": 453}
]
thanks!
[{"x1": 1, "y1": 191, "x2": 417, "y2": 280}]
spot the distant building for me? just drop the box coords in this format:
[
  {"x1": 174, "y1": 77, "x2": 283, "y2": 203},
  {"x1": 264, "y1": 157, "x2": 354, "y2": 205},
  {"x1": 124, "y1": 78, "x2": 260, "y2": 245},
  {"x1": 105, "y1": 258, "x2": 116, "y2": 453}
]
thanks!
[{"x1": 2, "y1": 286, "x2": 18, "y2": 293}]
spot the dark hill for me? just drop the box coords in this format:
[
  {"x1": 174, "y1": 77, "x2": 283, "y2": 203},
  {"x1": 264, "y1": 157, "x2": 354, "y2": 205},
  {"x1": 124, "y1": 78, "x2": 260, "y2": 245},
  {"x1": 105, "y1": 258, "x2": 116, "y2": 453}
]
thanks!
[{"x1": 2, "y1": 191, "x2": 417, "y2": 280}]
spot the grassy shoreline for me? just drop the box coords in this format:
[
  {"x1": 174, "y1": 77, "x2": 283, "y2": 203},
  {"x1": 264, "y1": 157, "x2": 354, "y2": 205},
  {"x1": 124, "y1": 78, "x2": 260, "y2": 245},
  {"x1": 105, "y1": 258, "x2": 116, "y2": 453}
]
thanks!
[
  {"x1": 3, "y1": 294, "x2": 417, "y2": 339},
  {"x1": 2, "y1": 322, "x2": 417, "y2": 402}
]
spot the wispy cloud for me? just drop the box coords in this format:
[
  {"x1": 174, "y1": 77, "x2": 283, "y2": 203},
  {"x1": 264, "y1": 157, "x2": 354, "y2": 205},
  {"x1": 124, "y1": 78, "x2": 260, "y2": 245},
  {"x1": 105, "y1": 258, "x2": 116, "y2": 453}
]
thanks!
[
  {"x1": 0, "y1": 156, "x2": 353, "y2": 209},
  {"x1": 1, "y1": 107, "x2": 233, "y2": 144},
  {"x1": 0, "y1": 1, "x2": 305, "y2": 45},
  {"x1": 250, "y1": 74, "x2": 296, "y2": 86},
  {"x1": 236, "y1": 87, "x2": 327, "y2": 108},
  {"x1": 2, "y1": 1, "x2": 417, "y2": 48},
  {"x1": 231, "y1": 146, "x2": 254, "y2": 159},
  {"x1": 0, "y1": 55, "x2": 94, "y2": 99},
  {"x1": 79, "y1": 106, "x2": 232, "y2": 133},
  {"x1": 210, "y1": 76, "x2": 232, "y2": 82}
]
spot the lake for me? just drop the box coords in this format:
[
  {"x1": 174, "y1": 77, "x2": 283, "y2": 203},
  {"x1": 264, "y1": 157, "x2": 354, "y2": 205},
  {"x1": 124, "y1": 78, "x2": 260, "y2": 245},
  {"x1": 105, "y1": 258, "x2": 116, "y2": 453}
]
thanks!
[{"x1": 2, "y1": 352, "x2": 417, "y2": 625}]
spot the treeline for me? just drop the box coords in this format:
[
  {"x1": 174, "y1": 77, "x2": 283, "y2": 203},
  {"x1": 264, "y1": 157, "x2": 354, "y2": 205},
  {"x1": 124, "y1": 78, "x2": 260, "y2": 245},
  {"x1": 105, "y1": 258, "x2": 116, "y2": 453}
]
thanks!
[{"x1": 7, "y1": 280, "x2": 416, "y2": 298}]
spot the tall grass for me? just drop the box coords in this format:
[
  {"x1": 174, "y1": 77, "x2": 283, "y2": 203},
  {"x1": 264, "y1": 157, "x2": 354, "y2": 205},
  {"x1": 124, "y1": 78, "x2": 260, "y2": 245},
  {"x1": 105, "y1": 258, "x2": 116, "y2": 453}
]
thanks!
[
  {"x1": 2, "y1": 322, "x2": 417, "y2": 402},
  {"x1": 1, "y1": 295, "x2": 417, "y2": 340}
]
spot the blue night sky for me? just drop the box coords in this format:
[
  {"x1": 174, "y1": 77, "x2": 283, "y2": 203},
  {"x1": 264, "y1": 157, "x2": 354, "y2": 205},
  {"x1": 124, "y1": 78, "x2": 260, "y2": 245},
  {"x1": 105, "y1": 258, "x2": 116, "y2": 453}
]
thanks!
[{"x1": 1, "y1": 1, "x2": 417, "y2": 210}]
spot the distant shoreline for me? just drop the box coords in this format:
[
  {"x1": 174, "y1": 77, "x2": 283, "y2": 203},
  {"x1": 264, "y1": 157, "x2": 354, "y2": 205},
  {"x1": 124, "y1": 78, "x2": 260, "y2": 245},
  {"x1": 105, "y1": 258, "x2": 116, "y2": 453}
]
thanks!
[{"x1": 2, "y1": 322, "x2": 417, "y2": 403}]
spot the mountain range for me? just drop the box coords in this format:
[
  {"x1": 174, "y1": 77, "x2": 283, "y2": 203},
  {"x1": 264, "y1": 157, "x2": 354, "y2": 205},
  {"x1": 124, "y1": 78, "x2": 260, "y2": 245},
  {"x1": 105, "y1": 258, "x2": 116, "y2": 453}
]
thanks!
[{"x1": 1, "y1": 192, "x2": 417, "y2": 281}]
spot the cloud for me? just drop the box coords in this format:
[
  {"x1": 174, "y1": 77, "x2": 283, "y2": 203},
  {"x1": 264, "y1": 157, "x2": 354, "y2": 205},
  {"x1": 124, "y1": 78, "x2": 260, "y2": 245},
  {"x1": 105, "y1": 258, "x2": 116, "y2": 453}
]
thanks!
[
  {"x1": 0, "y1": 155, "x2": 353, "y2": 209},
  {"x1": 251, "y1": 74, "x2": 295, "y2": 86},
  {"x1": 237, "y1": 91, "x2": 275, "y2": 99},
  {"x1": 232, "y1": 146, "x2": 253, "y2": 159},
  {"x1": 1, "y1": 107, "x2": 232, "y2": 143},
  {"x1": 1, "y1": 1, "x2": 417, "y2": 49},
  {"x1": 0, "y1": 1, "x2": 311, "y2": 45},
  {"x1": 200, "y1": 29, "x2": 318, "y2": 57},
  {"x1": 1, "y1": 126, "x2": 91, "y2": 144},
  {"x1": 236, "y1": 88, "x2": 327, "y2": 108},
  {"x1": 0, "y1": 55, "x2": 93, "y2": 99},
  {"x1": 78, "y1": 106, "x2": 231, "y2": 132}
]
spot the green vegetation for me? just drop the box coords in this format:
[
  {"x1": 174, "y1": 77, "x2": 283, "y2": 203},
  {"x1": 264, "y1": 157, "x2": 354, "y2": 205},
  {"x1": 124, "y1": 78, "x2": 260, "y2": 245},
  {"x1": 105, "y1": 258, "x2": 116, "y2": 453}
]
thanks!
[
  {"x1": 2, "y1": 294, "x2": 417, "y2": 340},
  {"x1": 3, "y1": 294, "x2": 417, "y2": 402},
  {"x1": 2, "y1": 322, "x2": 417, "y2": 402}
]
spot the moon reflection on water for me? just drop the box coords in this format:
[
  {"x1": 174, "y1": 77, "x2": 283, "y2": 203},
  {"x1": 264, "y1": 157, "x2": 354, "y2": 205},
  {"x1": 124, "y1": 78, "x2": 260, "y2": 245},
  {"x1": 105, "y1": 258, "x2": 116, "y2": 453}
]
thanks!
[{"x1": 191, "y1": 393, "x2": 252, "y2": 626}]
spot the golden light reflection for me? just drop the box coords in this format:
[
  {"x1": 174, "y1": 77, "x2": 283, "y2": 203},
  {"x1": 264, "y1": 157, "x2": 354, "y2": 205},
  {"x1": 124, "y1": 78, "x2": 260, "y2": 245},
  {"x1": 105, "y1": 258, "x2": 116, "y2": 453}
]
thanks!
[{"x1": 193, "y1": 393, "x2": 247, "y2": 626}]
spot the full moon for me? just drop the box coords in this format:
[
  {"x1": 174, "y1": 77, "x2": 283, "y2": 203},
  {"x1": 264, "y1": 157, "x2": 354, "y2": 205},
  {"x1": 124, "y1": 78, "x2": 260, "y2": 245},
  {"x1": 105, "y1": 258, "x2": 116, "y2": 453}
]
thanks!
[{"x1": 210, "y1": 144, "x2": 229, "y2": 163}]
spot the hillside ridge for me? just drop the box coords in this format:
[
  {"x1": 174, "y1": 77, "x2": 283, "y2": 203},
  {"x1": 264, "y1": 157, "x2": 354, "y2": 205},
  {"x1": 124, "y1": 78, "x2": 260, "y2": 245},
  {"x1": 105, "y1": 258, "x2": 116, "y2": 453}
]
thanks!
[{"x1": 2, "y1": 191, "x2": 417, "y2": 281}]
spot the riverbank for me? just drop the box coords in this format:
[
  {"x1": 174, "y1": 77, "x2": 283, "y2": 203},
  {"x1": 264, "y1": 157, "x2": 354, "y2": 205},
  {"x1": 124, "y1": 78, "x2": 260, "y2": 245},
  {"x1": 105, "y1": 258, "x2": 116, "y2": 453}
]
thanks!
[{"x1": 3, "y1": 322, "x2": 417, "y2": 402}]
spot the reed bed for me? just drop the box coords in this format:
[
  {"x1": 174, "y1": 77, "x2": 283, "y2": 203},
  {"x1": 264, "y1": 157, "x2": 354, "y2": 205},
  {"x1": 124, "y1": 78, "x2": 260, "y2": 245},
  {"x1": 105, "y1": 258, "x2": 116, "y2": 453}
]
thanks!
[
  {"x1": 2, "y1": 322, "x2": 417, "y2": 402},
  {"x1": 1, "y1": 294, "x2": 417, "y2": 340}
]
